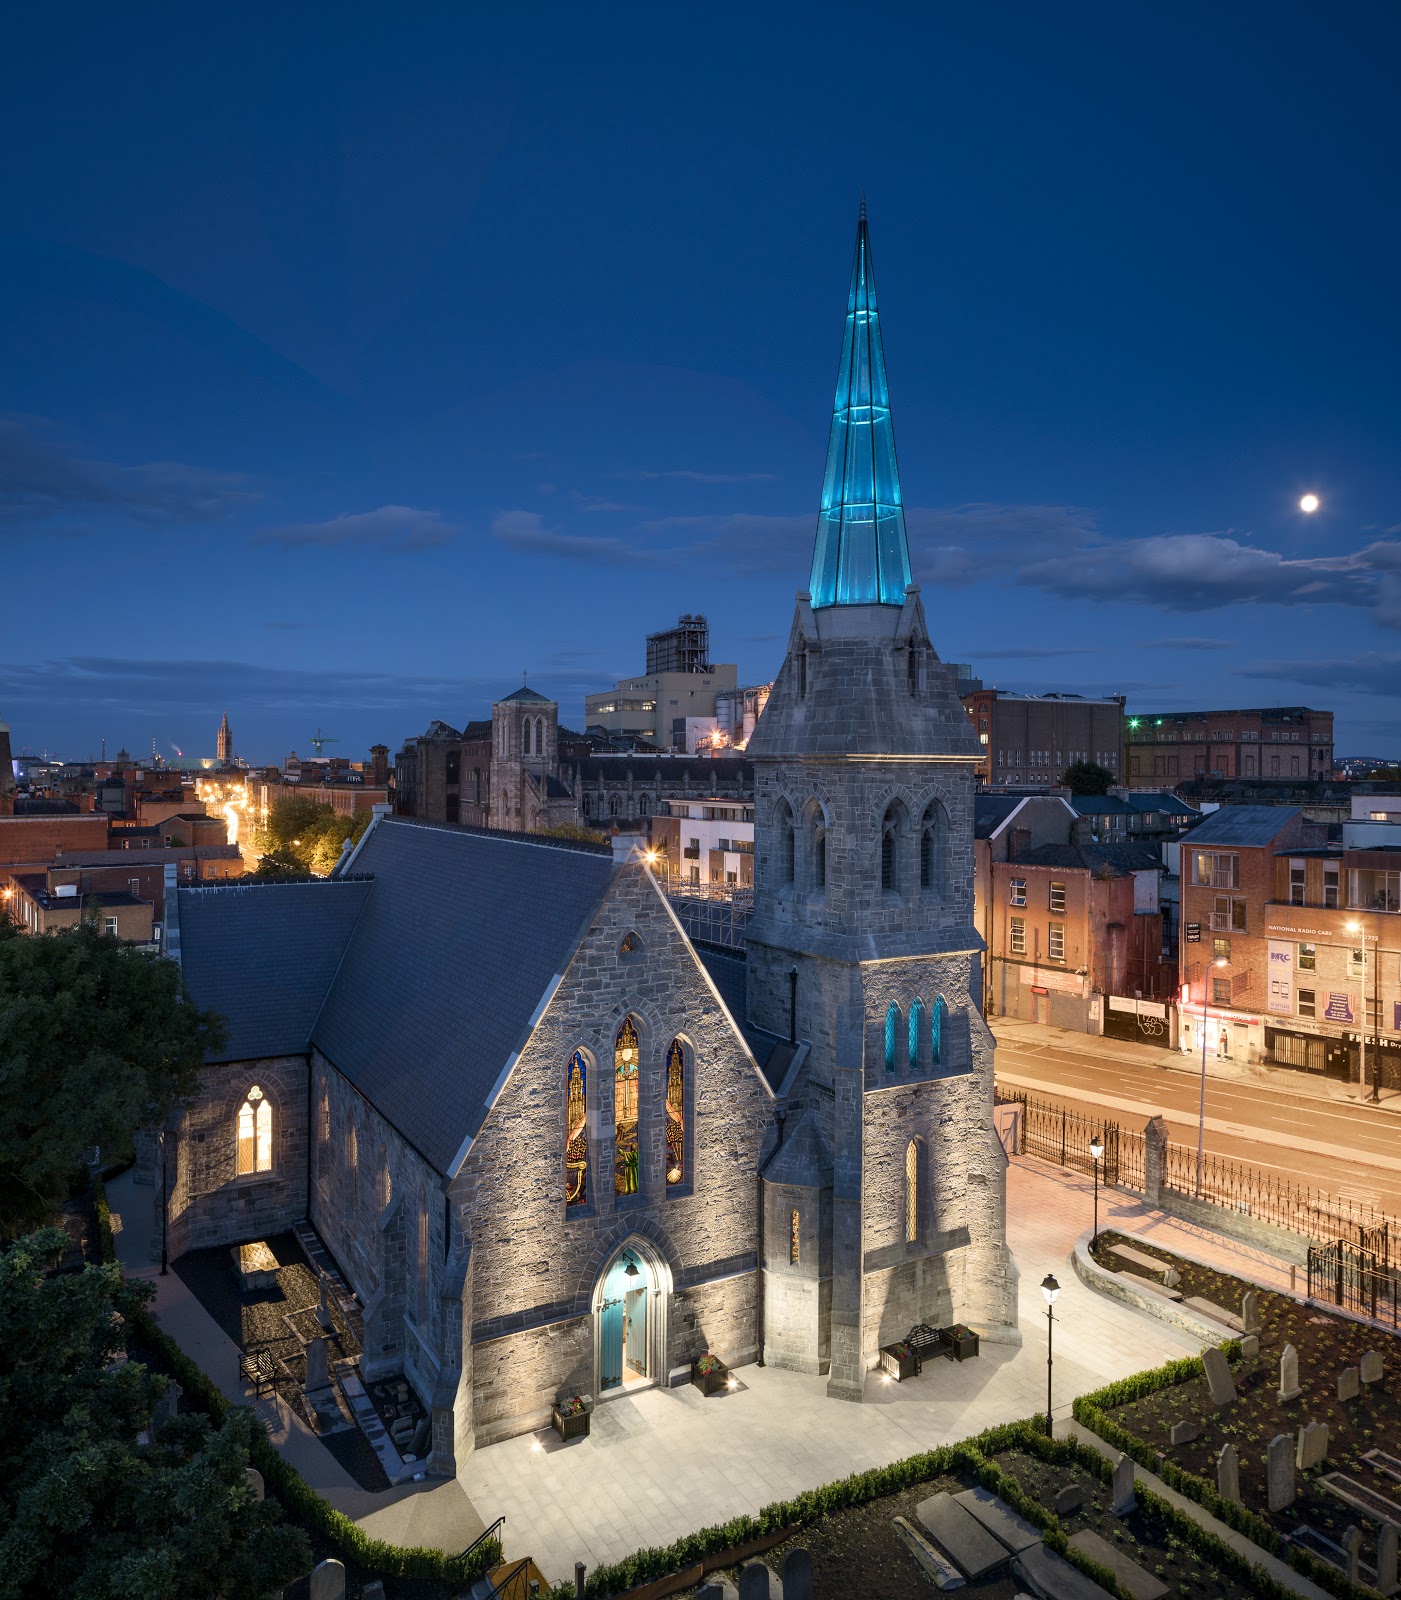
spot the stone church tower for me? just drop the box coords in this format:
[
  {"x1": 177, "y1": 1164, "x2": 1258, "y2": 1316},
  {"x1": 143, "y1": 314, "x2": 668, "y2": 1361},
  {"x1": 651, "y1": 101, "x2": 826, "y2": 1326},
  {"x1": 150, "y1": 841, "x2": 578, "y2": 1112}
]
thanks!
[
  {"x1": 216, "y1": 711, "x2": 232, "y2": 764},
  {"x1": 747, "y1": 205, "x2": 1017, "y2": 1399},
  {"x1": 490, "y1": 684, "x2": 568, "y2": 831}
]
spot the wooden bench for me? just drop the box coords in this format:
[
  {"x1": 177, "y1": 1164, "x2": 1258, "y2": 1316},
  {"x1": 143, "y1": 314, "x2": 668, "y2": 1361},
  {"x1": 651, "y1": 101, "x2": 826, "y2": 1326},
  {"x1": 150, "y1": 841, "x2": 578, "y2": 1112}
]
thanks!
[
  {"x1": 1109, "y1": 1241, "x2": 1174, "y2": 1280},
  {"x1": 240, "y1": 1348, "x2": 275, "y2": 1396}
]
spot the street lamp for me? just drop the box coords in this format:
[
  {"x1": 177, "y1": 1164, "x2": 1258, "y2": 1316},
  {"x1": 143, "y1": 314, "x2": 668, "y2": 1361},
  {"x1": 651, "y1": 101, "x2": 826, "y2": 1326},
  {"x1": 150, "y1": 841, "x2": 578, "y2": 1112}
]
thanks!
[
  {"x1": 1345, "y1": 919, "x2": 1376, "y2": 1102},
  {"x1": 1195, "y1": 956, "x2": 1230, "y2": 1199},
  {"x1": 1040, "y1": 1273, "x2": 1060, "y2": 1434},
  {"x1": 1089, "y1": 1132, "x2": 1104, "y2": 1246}
]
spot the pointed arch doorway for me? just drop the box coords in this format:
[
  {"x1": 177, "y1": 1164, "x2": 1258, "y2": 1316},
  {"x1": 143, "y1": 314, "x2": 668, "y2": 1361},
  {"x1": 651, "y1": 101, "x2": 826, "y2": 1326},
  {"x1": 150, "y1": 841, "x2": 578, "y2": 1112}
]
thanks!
[{"x1": 592, "y1": 1236, "x2": 672, "y2": 1399}]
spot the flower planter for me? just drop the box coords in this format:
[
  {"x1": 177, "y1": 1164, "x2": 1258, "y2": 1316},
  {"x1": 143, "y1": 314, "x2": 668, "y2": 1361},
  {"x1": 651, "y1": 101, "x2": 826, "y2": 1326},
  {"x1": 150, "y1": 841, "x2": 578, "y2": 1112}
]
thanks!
[
  {"x1": 551, "y1": 1405, "x2": 590, "y2": 1441},
  {"x1": 691, "y1": 1357, "x2": 730, "y2": 1396},
  {"x1": 879, "y1": 1345, "x2": 920, "y2": 1382},
  {"x1": 947, "y1": 1329, "x2": 979, "y2": 1362}
]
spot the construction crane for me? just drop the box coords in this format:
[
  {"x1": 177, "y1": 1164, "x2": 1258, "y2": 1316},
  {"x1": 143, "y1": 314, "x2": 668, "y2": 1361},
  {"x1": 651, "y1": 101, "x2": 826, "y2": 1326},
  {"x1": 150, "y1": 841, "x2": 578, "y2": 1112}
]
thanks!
[{"x1": 309, "y1": 727, "x2": 340, "y2": 756}]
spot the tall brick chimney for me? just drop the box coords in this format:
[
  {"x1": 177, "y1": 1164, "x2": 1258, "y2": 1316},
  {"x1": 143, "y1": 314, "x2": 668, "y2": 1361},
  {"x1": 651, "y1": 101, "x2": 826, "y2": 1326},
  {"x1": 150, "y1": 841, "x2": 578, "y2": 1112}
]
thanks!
[{"x1": 369, "y1": 744, "x2": 389, "y2": 787}]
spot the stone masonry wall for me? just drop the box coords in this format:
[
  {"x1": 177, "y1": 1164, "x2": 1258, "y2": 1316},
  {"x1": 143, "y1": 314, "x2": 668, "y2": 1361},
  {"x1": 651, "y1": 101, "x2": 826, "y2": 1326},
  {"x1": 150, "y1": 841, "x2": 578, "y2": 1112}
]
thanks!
[
  {"x1": 457, "y1": 861, "x2": 771, "y2": 1445},
  {"x1": 167, "y1": 1055, "x2": 307, "y2": 1259}
]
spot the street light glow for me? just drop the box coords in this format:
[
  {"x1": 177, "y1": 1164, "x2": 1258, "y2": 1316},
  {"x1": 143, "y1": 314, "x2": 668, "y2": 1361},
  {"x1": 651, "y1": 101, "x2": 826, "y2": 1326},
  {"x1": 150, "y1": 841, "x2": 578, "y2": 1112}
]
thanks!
[{"x1": 1040, "y1": 1273, "x2": 1060, "y2": 1305}]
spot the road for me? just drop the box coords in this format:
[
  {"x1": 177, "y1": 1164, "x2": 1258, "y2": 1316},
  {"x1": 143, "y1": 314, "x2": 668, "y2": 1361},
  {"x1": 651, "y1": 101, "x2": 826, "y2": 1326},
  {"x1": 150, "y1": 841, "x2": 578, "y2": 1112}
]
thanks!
[{"x1": 991, "y1": 1022, "x2": 1401, "y2": 1218}]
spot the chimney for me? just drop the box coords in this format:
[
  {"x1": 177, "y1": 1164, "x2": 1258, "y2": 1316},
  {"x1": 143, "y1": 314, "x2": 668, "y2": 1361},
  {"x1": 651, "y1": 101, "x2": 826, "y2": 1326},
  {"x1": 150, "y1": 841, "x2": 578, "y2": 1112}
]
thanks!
[
  {"x1": 369, "y1": 744, "x2": 389, "y2": 786},
  {"x1": 1071, "y1": 816, "x2": 1094, "y2": 846},
  {"x1": 1007, "y1": 827, "x2": 1030, "y2": 862}
]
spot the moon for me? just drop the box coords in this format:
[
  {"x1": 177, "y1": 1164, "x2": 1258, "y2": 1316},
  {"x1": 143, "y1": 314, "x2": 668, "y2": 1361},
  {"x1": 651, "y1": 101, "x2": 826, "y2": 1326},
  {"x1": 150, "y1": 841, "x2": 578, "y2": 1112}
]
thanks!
[{"x1": 1299, "y1": 493, "x2": 1320, "y2": 514}]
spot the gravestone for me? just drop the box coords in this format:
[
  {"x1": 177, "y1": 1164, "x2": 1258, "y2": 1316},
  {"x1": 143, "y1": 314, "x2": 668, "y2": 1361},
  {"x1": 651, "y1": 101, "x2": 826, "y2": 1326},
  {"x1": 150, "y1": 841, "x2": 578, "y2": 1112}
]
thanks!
[
  {"x1": 1296, "y1": 1420, "x2": 1329, "y2": 1471},
  {"x1": 1241, "y1": 1290, "x2": 1261, "y2": 1334},
  {"x1": 309, "y1": 1558, "x2": 345, "y2": 1600},
  {"x1": 1267, "y1": 1433, "x2": 1296, "y2": 1512},
  {"x1": 151, "y1": 1379, "x2": 182, "y2": 1432},
  {"x1": 304, "y1": 1336, "x2": 330, "y2": 1392},
  {"x1": 1377, "y1": 1520, "x2": 1399, "y2": 1598},
  {"x1": 737, "y1": 1562, "x2": 770, "y2": 1599},
  {"x1": 1339, "y1": 1366, "x2": 1360, "y2": 1402},
  {"x1": 1169, "y1": 1420, "x2": 1200, "y2": 1446},
  {"x1": 1363, "y1": 1350, "x2": 1385, "y2": 1386},
  {"x1": 316, "y1": 1273, "x2": 335, "y2": 1331},
  {"x1": 1240, "y1": 1334, "x2": 1260, "y2": 1361},
  {"x1": 1163, "y1": 1266, "x2": 1181, "y2": 1289},
  {"x1": 1112, "y1": 1452, "x2": 1137, "y2": 1516},
  {"x1": 1217, "y1": 1442, "x2": 1240, "y2": 1504},
  {"x1": 955, "y1": 1487, "x2": 1042, "y2": 1555},
  {"x1": 244, "y1": 1466, "x2": 264, "y2": 1501},
  {"x1": 1201, "y1": 1345, "x2": 1236, "y2": 1406},
  {"x1": 361, "y1": 1585, "x2": 386, "y2": 1600},
  {"x1": 781, "y1": 1549, "x2": 814, "y2": 1600},
  {"x1": 1344, "y1": 1526, "x2": 1362, "y2": 1585},
  {"x1": 1279, "y1": 1343, "x2": 1302, "y2": 1402},
  {"x1": 1053, "y1": 1484, "x2": 1083, "y2": 1517}
]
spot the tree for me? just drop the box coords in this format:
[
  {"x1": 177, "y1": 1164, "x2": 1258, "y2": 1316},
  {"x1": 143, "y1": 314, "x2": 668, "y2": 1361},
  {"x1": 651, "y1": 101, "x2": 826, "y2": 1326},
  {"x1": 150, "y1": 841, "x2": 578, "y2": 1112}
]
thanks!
[
  {"x1": 0, "y1": 920, "x2": 227, "y2": 1233},
  {"x1": 250, "y1": 797, "x2": 371, "y2": 878},
  {"x1": 1060, "y1": 760, "x2": 1116, "y2": 796},
  {"x1": 0, "y1": 1229, "x2": 309, "y2": 1599}
]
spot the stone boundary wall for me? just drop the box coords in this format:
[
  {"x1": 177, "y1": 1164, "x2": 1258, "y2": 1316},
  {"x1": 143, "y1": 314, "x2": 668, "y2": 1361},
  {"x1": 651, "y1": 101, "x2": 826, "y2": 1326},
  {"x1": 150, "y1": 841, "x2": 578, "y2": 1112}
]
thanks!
[{"x1": 1068, "y1": 1226, "x2": 1234, "y2": 1344}]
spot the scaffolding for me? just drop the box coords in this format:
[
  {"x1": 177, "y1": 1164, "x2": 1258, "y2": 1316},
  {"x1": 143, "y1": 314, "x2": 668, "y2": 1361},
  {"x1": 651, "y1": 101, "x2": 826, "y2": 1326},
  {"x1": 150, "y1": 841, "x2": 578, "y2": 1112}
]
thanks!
[{"x1": 645, "y1": 614, "x2": 711, "y2": 675}]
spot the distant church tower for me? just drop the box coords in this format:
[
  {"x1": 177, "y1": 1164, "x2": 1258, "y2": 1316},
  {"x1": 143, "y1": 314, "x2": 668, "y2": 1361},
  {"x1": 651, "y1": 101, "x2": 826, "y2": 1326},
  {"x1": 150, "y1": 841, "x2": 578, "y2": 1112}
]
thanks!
[
  {"x1": 490, "y1": 684, "x2": 559, "y2": 831},
  {"x1": 217, "y1": 711, "x2": 233, "y2": 764},
  {"x1": 747, "y1": 206, "x2": 1017, "y2": 1400}
]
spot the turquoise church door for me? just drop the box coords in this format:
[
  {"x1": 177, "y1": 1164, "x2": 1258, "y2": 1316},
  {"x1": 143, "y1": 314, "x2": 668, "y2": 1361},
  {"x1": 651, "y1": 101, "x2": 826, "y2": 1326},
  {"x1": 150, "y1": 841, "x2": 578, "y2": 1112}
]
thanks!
[{"x1": 599, "y1": 1291, "x2": 624, "y2": 1390}]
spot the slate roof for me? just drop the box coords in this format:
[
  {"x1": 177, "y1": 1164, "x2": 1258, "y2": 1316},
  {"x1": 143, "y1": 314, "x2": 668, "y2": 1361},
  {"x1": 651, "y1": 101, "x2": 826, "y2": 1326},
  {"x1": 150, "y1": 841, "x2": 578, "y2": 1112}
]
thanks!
[
  {"x1": 1180, "y1": 805, "x2": 1300, "y2": 847},
  {"x1": 175, "y1": 879, "x2": 372, "y2": 1064},
  {"x1": 1012, "y1": 842, "x2": 1161, "y2": 874},
  {"x1": 762, "y1": 1109, "x2": 833, "y2": 1187},
  {"x1": 498, "y1": 685, "x2": 553, "y2": 704},
  {"x1": 1068, "y1": 794, "x2": 1139, "y2": 817},
  {"x1": 695, "y1": 946, "x2": 790, "y2": 1090},
  {"x1": 1123, "y1": 791, "x2": 1199, "y2": 817},
  {"x1": 974, "y1": 795, "x2": 1023, "y2": 839},
  {"x1": 312, "y1": 820, "x2": 618, "y2": 1176}
]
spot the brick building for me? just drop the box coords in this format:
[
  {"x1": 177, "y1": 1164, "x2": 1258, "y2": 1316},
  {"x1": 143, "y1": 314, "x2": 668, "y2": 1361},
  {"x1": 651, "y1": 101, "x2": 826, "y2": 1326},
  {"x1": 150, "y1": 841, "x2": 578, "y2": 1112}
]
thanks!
[
  {"x1": 1125, "y1": 705, "x2": 1333, "y2": 784},
  {"x1": 5, "y1": 875, "x2": 154, "y2": 943},
  {"x1": 961, "y1": 689, "x2": 1125, "y2": 787}
]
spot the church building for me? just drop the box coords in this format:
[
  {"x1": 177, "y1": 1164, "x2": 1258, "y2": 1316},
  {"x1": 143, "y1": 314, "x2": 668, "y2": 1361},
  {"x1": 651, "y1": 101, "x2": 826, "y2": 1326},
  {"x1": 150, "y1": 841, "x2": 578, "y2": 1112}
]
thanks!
[{"x1": 151, "y1": 207, "x2": 1016, "y2": 1475}]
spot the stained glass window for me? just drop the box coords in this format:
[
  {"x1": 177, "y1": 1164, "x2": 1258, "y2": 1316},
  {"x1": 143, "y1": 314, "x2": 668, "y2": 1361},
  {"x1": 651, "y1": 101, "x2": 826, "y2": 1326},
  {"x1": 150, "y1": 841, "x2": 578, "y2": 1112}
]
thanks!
[
  {"x1": 614, "y1": 1019, "x2": 640, "y2": 1195},
  {"x1": 347, "y1": 1121, "x2": 358, "y2": 1213},
  {"x1": 932, "y1": 995, "x2": 945, "y2": 1064},
  {"x1": 416, "y1": 1184, "x2": 429, "y2": 1319},
  {"x1": 565, "y1": 1050, "x2": 588, "y2": 1208},
  {"x1": 790, "y1": 1208, "x2": 800, "y2": 1264},
  {"x1": 376, "y1": 1145, "x2": 391, "y2": 1212},
  {"x1": 665, "y1": 1037, "x2": 685, "y2": 1185},
  {"x1": 908, "y1": 999, "x2": 924, "y2": 1069},
  {"x1": 904, "y1": 1140, "x2": 919, "y2": 1243},
  {"x1": 237, "y1": 1086, "x2": 272, "y2": 1176},
  {"x1": 884, "y1": 1004, "x2": 898, "y2": 1073}
]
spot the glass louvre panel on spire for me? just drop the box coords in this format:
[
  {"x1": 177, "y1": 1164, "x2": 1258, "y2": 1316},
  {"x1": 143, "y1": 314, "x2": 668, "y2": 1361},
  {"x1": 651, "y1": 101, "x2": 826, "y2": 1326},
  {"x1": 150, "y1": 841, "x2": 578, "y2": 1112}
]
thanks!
[{"x1": 809, "y1": 206, "x2": 913, "y2": 608}]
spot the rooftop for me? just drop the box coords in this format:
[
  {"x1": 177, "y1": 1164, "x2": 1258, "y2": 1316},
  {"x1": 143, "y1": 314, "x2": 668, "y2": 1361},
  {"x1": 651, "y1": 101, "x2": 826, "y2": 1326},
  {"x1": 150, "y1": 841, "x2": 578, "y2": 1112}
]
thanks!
[{"x1": 1180, "y1": 805, "x2": 1302, "y2": 847}]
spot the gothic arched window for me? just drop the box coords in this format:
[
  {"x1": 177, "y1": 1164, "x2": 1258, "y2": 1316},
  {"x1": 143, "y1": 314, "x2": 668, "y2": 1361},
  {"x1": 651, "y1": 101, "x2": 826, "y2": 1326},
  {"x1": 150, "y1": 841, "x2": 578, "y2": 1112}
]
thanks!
[
  {"x1": 907, "y1": 640, "x2": 920, "y2": 696},
  {"x1": 614, "y1": 1019, "x2": 640, "y2": 1196},
  {"x1": 376, "y1": 1144, "x2": 391, "y2": 1213},
  {"x1": 523, "y1": 718, "x2": 533, "y2": 756},
  {"x1": 346, "y1": 1121, "x2": 358, "y2": 1214},
  {"x1": 880, "y1": 802, "x2": 906, "y2": 894},
  {"x1": 416, "y1": 1183, "x2": 429, "y2": 1320},
  {"x1": 665, "y1": 1037, "x2": 685, "y2": 1185},
  {"x1": 796, "y1": 647, "x2": 808, "y2": 698},
  {"x1": 932, "y1": 995, "x2": 946, "y2": 1065},
  {"x1": 920, "y1": 802, "x2": 942, "y2": 892},
  {"x1": 904, "y1": 1139, "x2": 922, "y2": 1243},
  {"x1": 565, "y1": 1050, "x2": 588, "y2": 1208},
  {"x1": 908, "y1": 999, "x2": 925, "y2": 1069},
  {"x1": 884, "y1": 1004, "x2": 899, "y2": 1074},
  {"x1": 316, "y1": 1078, "x2": 329, "y2": 1169},
  {"x1": 236, "y1": 1085, "x2": 272, "y2": 1176},
  {"x1": 609, "y1": 794, "x2": 622, "y2": 817},
  {"x1": 777, "y1": 800, "x2": 795, "y2": 884},
  {"x1": 581, "y1": 792, "x2": 592, "y2": 818}
]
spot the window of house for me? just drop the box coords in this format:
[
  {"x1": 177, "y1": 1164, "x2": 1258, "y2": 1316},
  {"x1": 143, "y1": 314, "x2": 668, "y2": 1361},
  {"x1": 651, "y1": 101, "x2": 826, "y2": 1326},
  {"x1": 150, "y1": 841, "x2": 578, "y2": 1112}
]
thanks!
[
  {"x1": 1323, "y1": 863, "x2": 1340, "y2": 909},
  {"x1": 1049, "y1": 881, "x2": 1066, "y2": 913},
  {"x1": 1048, "y1": 923, "x2": 1066, "y2": 962},
  {"x1": 614, "y1": 1019, "x2": 640, "y2": 1196},
  {"x1": 1297, "y1": 988, "x2": 1316, "y2": 1018},
  {"x1": 665, "y1": 1037, "x2": 686, "y2": 1185},
  {"x1": 789, "y1": 1208, "x2": 800, "y2": 1265},
  {"x1": 1192, "y1": 851, "x2": 1240, "y2": 889},
  {"x1": 1289, "y1": 861, "x2": 1306, "y2": 905},
  {"x1": 1212, "y1": 975, "x2": 1232, "y2": 1004},
  {"x1": 1349, "y1": 868, "x2": 1401, "y2": 913},
  {"x1": 1213, "y1": 937, "x2": 1231, "y2": 961},
  {"x1": 236, "y1": 1086, "x2": 273, "y2": 1176},
  {"x1": 1009, "y1": 878, "x2": 1026, "y2": 906},
  {"x1": 1348, "y1": 947, "x2": 1365, "y2": 980},
  {"x1": 1298, "y1": 942, "x2": 1316, "y2": 971},
  {"x1": 1210, "y1": 896, "x2": 1246, "y2": 932},
  {"x1": 565, "y1": 1050, "x2": 588, "y2": 1207},
  {"x1": 1009, "y1": 917, "x2": 1026, "y2": 955},
  {"x1": 103, "y1": 916, "x2": 119, "y2": 935}
]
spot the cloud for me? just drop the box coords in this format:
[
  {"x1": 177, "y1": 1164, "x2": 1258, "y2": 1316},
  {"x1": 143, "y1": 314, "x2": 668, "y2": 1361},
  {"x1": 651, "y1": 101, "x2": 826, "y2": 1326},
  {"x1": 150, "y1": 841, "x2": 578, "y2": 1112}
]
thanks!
[
  {"x1": 1139, "y1": 637, "x2": 1232, "y2": 651},
  {"x1": 967, "y1": 645, "x2": 1093, "y2": 660},
  {"x1": 491, "y1": 509, "x2": 671, "y2": 567},
  {"x1": 644, "y1": 511, "x2": 812, "y2": 574},
  {"x1": 620, "y1": 469, "x2": 778, "y2": 484},
  {"x1": 0, "y1": 415, "x2": 255, "y2": 525},
  {"x1": 253, "y1": 505, "x2": 457, "y2": 551},
  {"x1": 908, "y1": 503, "x2": 1101, "y2": 586},
  {"x1": 1235, "y1": 653, "x2": 1401, "y2": 698}
]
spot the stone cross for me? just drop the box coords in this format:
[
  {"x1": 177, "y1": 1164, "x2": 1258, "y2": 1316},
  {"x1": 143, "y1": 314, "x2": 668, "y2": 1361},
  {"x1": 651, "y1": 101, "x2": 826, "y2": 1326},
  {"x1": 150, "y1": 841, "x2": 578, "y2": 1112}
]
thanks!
[
  {"x1": 1344, "y1": 1526, "x2": 1362, "y2": 1585},
  {"x1": 1362, "y1": 1350, "x2": 1385, "y2": 1386},
  {"x1": 1217, "y1": 1442, "x2": 1240, "y2": 1504},
  {"x1": 1267, "y1": 1433, "x2": 1296, "y2": 1512},
  {"x1": 1240, "y1": 1290, "x2": 1261, "y2": 1334},
  {"x1": 1201, "y1": 1345, "x2": 1236, "y2": 1406},
  {"x1": 1279, "y1": 1342, "x2": 1301, "y2": 1402},
  {"x1": 781, "y1": 1549, "x2": 814, "y2": 1600},
  {"x1": 1239, "y1": 1333, "x2": 1260, "y2": 1362},
  {"x1": 1338, "y1": 1366, "x2": 1360, "y2": 1402},
  {"x1": 304, "y1": 1335, "x2": 330, "y2": 1392},
  {"x1": 1296, "y1": 1420, "x2": 1329, "y2": 1471},
  {"x1": 1111, "y1": 1451, "x2": 1137, "y2": 1516},
  {"x1": 737, "y1": 1563, "x2": 771, "y2": 1600},
  {"x1": 244, "y1": 1466, "x2": 264, "y2": 1501},
  {"x1": 1377, "y1": 1520, "x2": 1399, "y2": 1598},
  {"x1": 309, "y1": 1558, "x2": 346, "y2": 1600}
]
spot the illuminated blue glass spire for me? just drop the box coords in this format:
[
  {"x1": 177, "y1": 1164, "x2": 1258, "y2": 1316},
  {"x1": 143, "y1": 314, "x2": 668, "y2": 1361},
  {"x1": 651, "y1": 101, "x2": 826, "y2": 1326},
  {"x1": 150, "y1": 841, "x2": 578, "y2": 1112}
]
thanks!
[{"x1": 808, "y1": 204, "x2": 912, "y2": 609}]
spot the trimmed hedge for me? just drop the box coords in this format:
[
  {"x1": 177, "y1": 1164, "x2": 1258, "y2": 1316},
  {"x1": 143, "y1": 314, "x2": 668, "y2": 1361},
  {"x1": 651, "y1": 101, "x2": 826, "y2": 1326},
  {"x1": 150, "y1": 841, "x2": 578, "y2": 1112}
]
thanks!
[
  {"x1": 91, "y1": 1175, "x2": 502, "y2": 1588},
  {"x1": 1074, "y1": 1359, "x2": 1372, "y2": 1600}
]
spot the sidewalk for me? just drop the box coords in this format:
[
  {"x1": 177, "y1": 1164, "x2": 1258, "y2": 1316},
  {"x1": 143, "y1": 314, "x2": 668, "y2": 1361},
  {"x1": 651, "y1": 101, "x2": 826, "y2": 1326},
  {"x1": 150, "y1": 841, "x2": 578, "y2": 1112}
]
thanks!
[{"x1": 993, "y1": 1015, "x2": 1401, "y2": 1112}]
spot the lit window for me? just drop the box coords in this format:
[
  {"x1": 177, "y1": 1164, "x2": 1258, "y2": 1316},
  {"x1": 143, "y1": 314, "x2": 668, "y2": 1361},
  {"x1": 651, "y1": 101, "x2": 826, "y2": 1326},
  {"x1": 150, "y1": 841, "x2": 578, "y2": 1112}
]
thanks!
[
  {"x1": 1048, "y1": 924, "x2": 1066, "y2": 962},
  {"x1": 236, "y1": 1086, "x2": 273, "y2": 1176},
  {"x1": 1049, "y1": 881, "x2": 1066, "y2": 914},
  {"x1": 904, "y1": 1140, "x2": 920, "y2": 1244},
  {"x1": 884, "y1": 1004, "x2": 899, "y2": 1073},
  {"x1": 790, "y1": 1208, "x2": 800, "y2": 1265},
  {"x1": 665, "y1": 1037, "x2": 685, "y2": 1185},
  {"x1": 931, "y1": 996, "x2": 945, "y2": 1064},
  {"x1": 614, "y1": 1019, "x2": 640, "y2": 1196},
  {"x1": 1212, "y1": 976, "x2": 1232, "y2": 1004},
  {"x1": 1213, "y1": 937, "x2": 1230, "y2": 961},
  {"x1": 1297, "y1": 942, "x2": 1316, "y2": 971},
  {"x1": 565, "y1": 1050, "x2": 588, "y2": 1208},
  {"x1": 908, "y1": 999, "x2": 924, "y2": 1068}
]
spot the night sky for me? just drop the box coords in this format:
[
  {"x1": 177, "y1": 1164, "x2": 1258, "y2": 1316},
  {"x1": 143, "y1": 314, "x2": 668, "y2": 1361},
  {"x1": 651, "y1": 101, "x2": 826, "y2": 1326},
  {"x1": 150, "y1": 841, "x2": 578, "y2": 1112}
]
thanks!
[{"x1": 4, "y1": 6, "x2": 1400, "y2": 763}]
